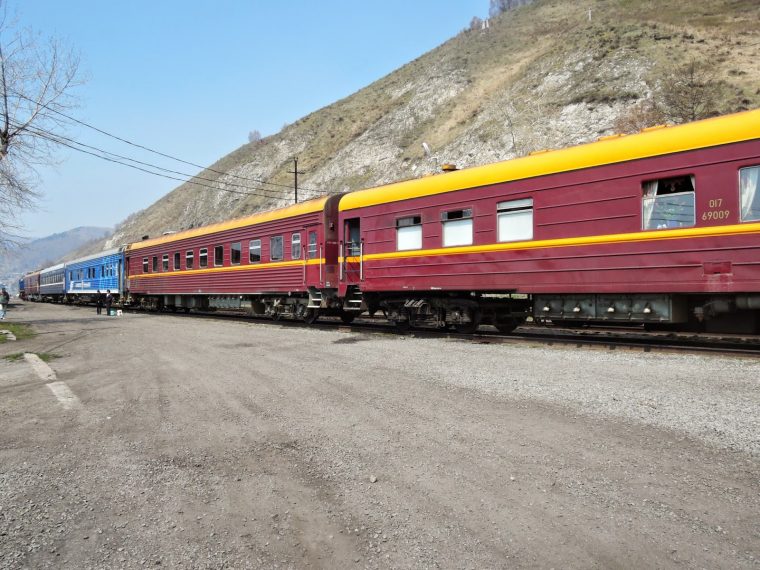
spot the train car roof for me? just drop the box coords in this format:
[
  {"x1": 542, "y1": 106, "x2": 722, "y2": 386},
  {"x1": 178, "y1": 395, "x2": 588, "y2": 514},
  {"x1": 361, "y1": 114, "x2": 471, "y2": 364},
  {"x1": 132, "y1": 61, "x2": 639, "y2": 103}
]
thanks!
[
  {"x1": 65, "y1": 247, "x2": 122, "y2": 266},
  {"x1": 127, "y1": 196, "x2": 330, "y2": 252},
  {"x1": 339, "y1": 108, "x2": 760, "y2": 212},
  {"x1": 40, "y1": 263, "x2": 65, "y2": 273}
]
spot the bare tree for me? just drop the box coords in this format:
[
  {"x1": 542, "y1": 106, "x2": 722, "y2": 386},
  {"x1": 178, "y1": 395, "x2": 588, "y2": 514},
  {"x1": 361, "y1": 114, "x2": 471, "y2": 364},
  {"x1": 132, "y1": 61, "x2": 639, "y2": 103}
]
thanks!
[
  {"x1": 612, "y1": 100, "x2": 668, "y2": 134},
  {"x1": 657, "y1": 60, "x2": 721, "y2": 124},
  {"x1": 248, "y1": 129, "x2": 262, "y2": 144},
  {"x1": 0, "y1": 5, "x2": 82, "y2": 242},
  {"x1": 500, "y1": 96, "x2": 549, "y2": 157}
]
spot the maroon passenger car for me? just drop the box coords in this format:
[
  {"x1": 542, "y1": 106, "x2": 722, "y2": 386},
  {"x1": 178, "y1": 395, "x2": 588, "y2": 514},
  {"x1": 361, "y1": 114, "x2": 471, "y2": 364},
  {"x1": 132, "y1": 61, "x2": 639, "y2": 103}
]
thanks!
[
  {"x1": 125, "y1": 195, "x2": 347, "y2": 322},
  {"x1": 23, "y1": 271, "x2": 41, "y2": 302},
  {"x1": 337, "y1": 109, "x2": 760, "y2": 333}
]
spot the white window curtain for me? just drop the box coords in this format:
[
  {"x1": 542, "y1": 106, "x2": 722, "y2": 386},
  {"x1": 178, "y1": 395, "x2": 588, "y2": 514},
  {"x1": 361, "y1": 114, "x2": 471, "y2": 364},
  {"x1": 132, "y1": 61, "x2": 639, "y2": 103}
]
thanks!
[
  {"x1": 498, "y1": 210, "x2": 533, "y2": 242},
  {"x1": 397, "y1": 225, "x2": 422, "y2": 250},
  {"x1": 642, "y1": 180, "x2": 659, "y2": 229},
  {"x1": 443, "y1": 219, "x2": 473, "y2": 247},
  {"x1": 740, "y1": 166, "x2": 760, "y2": 221}
]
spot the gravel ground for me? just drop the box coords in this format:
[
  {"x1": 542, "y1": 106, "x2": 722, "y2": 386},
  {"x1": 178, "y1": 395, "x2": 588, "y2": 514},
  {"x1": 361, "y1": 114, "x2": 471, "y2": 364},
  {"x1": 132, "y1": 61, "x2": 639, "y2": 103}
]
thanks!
[
  {"x1": 0, "y1": 302, "x2": 759, "y2": 569},
  {"x1": 346, "y1": 335, "x2": 760, "y2": 456}
]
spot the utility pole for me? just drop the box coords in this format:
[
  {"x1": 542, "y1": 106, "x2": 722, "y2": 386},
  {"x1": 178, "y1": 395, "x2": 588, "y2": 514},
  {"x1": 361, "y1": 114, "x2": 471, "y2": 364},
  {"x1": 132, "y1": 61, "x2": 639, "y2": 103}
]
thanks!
[{"x1": 287, "y1": 157, "x2": 305, "y2": 204}]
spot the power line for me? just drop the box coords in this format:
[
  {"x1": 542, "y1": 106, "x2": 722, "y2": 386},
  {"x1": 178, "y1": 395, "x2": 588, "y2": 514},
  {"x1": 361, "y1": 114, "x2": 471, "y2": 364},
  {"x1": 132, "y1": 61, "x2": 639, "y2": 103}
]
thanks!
[
  {"x1": 6, "y1": 89, "x2": 319, "y2": 193},
  {"x1": 18, "y1": 121, "x2": 293, "y2": 199},
  {"x1": 17, "y1": 120, "x2": 324, "y2": 201}
]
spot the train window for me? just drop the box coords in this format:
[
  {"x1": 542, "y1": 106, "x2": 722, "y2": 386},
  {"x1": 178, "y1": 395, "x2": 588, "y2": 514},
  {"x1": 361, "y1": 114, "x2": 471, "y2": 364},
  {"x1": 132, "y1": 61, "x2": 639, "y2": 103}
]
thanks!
[
  {"x1": 199, "y1": 248, "x2": 208, "y2": 268},
  {"x1": 249, "y1": 239, "x2": 261, "y2": 263},
  {"x1": 270, "y1": 236, "x2": 283, "y2": 261},
  {"x1": 143, "y1": 257, "x2": 148, "y2": 272},
  {"x1": 497, "y1": 199, "x2": 533, "y2": 242},
  {"x1": 162, "y1": 254, "x2": 169, "y2": 271},
  {"x1": 441, "y1": 209, "x2": 473, "y2": 247},
  {"x1": 740, "y1": 166, "x2": 760, "y2": 222},
  {"x1": 152, "y1": 256, "x2": 158, "y2": 272},
  {"x1": 231, "y1": 242, "x2": 241, "y2": 265},
  {"x1": 214, "y1": 245, "x2": 224, "y2": 266},
  {"x1": 186, "y1": 250, "x2": 194, "y2": 269},
  {"x1": 174, "y1": 252, "x2": 181, "y2": 270},
  {"x1": 642, "y1": 175, "x2": 695, "y2": 230},
  {"x1": 396, "y1": 216, "x2": 422, "y2": 251},
  {"x1": 308, "y1": 231, "x2": 318, "y2": 259},
  {"x1": 291, "y1": 233, "x2": 301, "y2": 260}
]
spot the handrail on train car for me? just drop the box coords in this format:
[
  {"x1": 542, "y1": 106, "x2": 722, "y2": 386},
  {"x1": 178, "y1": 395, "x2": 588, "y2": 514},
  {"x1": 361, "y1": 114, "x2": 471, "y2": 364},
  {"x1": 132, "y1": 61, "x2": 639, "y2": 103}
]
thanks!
[
  {"x1": 302, "y1": 245, "x2": 307, "y2": 285},
  {"x1": 339, "y1": 241, "x2": 344, "y2": 281}
]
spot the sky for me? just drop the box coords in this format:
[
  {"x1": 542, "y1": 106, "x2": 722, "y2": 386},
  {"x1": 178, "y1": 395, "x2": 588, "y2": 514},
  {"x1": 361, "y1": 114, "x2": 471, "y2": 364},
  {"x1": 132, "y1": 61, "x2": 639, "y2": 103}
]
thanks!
[{"x1": 11, "y1": 1, "x2": 488, "y2": 238}]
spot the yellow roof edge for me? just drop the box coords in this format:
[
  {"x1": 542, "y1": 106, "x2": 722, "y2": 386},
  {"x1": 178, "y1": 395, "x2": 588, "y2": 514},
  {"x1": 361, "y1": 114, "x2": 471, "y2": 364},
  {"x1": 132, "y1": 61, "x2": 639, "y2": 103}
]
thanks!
[
  {"x1": 339, "y1": 108, "x2": 760, "y2": 212},
  {"x1": 128, "y1": 196, "x2": 329, "y2": 252}
]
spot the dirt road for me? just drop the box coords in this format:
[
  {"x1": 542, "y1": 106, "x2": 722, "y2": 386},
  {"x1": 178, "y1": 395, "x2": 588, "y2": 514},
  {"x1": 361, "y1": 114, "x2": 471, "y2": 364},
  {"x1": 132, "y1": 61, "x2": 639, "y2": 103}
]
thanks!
[{"x1": 1, "y1": 302, "x2": 758, "y2": 568}]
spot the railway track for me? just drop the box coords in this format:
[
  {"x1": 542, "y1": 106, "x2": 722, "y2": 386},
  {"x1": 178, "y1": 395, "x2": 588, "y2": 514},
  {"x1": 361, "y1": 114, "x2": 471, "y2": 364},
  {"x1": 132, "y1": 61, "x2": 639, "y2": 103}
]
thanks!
[{"x1": 128, "y1": 306, "x2": 760, "y2": 358}]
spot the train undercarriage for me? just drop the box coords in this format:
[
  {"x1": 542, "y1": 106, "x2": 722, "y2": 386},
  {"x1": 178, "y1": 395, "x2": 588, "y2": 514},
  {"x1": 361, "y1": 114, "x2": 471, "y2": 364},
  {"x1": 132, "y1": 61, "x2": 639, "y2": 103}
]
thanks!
[{"x1": 125, "y1": 290, "x2": 760, "y2": 334}]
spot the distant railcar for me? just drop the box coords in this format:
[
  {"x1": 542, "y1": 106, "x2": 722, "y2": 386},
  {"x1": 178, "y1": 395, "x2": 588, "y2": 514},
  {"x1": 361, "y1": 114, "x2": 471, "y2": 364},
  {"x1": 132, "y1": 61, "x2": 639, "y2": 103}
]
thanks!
[
  {"x1": 124, "y1": 195, "x2": 346, "y2": 321},
  {"x1": 336, "y1": 109, "x2": 760, "y2": 333},
  {"x1": 18, "y1": 277, "x2": 25, "y2": 300},
  {"x1": 39, "y1": 263, "x2": 66, "y2": 302},
  {"x1": 65, "y1": 248, "x2": 125, "y2": 303},
  {"x1": 23, "y1": 271, "x2": 40, "y2": 301}
]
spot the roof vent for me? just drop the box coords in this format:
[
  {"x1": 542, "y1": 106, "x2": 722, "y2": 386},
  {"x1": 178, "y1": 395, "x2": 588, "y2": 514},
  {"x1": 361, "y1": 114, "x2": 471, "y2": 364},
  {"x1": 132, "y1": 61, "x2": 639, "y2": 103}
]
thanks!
[
  {"x1": 141, "y1": 235, "x2": 150, "y2": 240},
  {"x1": 441, "y1": 163, "x2": 458, "y2": 172}
]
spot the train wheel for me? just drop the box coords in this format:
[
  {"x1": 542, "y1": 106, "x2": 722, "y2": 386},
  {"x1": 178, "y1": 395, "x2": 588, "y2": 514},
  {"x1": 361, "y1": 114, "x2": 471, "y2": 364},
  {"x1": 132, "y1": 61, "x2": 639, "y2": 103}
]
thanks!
[
  {"x1": 303, "y1": 309, "x2": 319, "y2": 325},
  {"x1": 494, "y1": 317, "x2": 520, "y2": 334},
  {"x1": 454, "y1": 308, "x2": 482, "y2": 334},
  {"x1": 340, "y1": 312, "x2": 356, "y2": 324},
  {"x1": 392, "y1": 308, "x2": 412, "y2": 333}
]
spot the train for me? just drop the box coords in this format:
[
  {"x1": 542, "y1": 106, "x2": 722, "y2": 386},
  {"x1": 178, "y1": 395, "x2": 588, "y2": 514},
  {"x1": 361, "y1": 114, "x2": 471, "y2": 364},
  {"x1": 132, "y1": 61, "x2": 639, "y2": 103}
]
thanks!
[{"x1": 20, "y1": 108, "x2": 760, "y2": 333}]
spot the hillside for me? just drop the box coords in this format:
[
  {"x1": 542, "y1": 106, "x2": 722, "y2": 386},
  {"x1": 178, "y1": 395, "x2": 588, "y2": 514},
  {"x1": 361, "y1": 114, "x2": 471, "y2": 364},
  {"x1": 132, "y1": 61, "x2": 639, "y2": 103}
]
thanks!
[
  {"x1": 104, "y1": 0, "x2": 760, "y2": 249},
  {"x1": 0, "y1": 226, "x2": 112, "y2": 290}
]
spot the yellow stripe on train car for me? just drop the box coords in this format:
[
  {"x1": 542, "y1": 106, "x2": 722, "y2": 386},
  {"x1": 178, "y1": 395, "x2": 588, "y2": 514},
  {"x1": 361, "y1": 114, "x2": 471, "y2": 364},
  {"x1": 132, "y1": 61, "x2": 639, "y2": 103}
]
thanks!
[
  {"x1": 130, "y1": 258, "x2": 325, "y2": 280},
  {"x1": 337, "y1": 222, "x2": 760, "y2": 263}
]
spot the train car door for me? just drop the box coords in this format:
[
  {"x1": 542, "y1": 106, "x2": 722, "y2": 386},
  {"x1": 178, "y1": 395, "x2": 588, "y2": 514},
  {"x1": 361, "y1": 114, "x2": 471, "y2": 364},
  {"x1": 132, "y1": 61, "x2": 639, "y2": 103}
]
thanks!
[
  {"x1": 342, "y1": 218, "x2": 362, "y2": 285},
  {"x1": 304, "y1": 225, "x2": 322, "y2": 286}
]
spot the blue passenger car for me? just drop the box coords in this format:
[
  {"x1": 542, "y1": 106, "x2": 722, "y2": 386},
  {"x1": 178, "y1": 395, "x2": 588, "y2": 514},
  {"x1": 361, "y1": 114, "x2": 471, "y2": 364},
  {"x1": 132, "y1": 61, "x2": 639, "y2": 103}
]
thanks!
[
  {"x1": 39, "y1": 263, "x2": 66, "y2": 301},
  {"x1": 18, "y1": 277, "x2": 25, "y2": 299},
  {"x1": 65, "y1": 248, "x2": 125, "y2": 302}
]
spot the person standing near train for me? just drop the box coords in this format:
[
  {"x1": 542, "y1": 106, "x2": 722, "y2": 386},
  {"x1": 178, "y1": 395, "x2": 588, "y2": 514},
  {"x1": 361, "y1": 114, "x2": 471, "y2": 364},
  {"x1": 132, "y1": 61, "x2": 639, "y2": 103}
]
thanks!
[
  {"x1": 0, "y1": 288, "x2": 8, "y2": 320},
  {"x1": 105, "y1": 290, "x2": 113, "y2": 315},
  {"x1": 96, "y1": 290, "x2": 104, "y2": 315}
]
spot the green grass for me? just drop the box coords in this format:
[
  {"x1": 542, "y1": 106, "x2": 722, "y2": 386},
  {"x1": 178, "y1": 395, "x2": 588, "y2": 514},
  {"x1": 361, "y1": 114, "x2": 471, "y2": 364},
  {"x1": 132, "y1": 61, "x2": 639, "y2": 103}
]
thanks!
[
  {"x1": 2, "y1": 351, "x2": 60, "y2": 362},
  {"x1": 3, "y1": 352, "x2": 25, "y2": 362},
  {"x1": 0, "y1": 323, "x2": 35, "y2": 343}
]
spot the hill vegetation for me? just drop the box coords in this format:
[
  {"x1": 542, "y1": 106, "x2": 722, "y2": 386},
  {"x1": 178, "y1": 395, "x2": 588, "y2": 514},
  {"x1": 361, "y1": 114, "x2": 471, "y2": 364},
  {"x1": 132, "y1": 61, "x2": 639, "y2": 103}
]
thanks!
[{"x1": 94, "y1": 0, "x2": 759, "y2": 250}]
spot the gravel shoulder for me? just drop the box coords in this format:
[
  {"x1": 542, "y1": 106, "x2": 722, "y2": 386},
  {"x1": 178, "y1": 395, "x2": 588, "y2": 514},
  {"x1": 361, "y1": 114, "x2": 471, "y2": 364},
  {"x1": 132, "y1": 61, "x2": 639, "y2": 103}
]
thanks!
[{"x1": 0, "y1": 302, "x2": 758, "y2": 569}]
